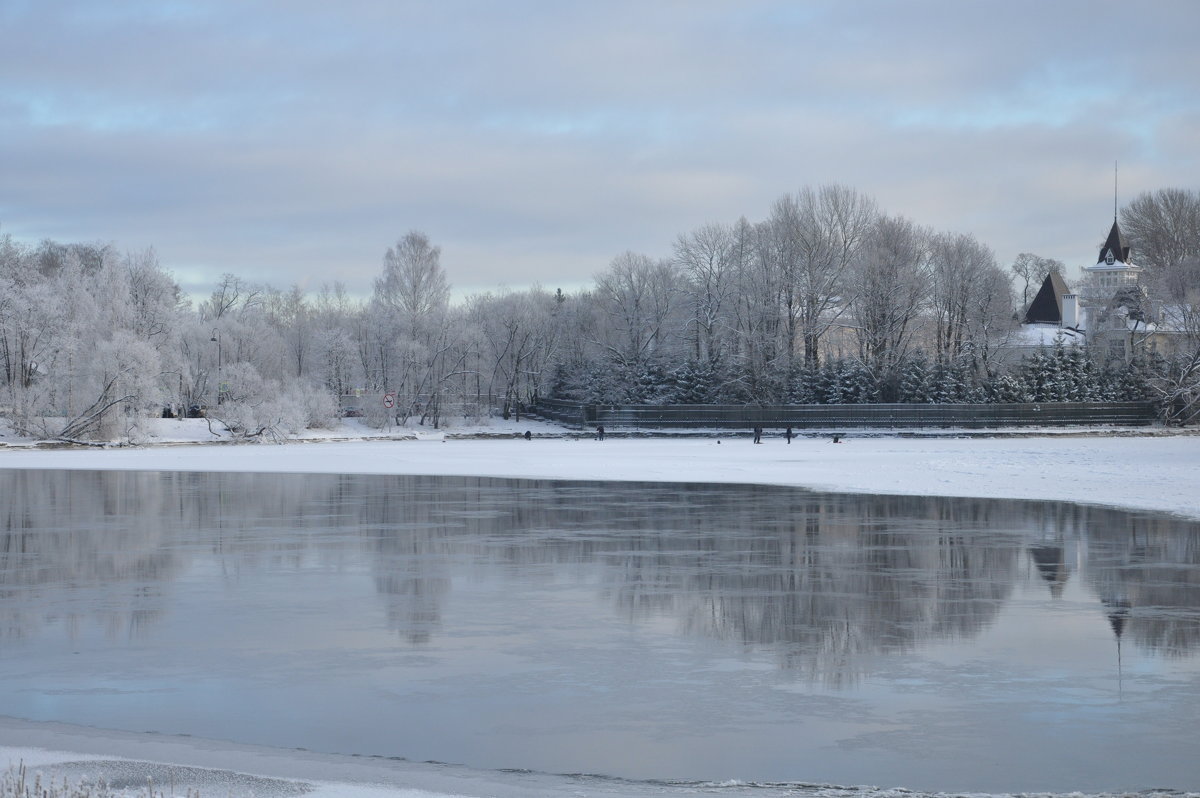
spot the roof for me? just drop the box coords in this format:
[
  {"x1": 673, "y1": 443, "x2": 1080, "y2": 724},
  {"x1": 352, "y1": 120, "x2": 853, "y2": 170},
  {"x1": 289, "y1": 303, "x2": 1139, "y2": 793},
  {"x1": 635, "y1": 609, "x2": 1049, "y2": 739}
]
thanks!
[
  {"x1": 1097, "y1": 218, "x2": 1131, "y2": 264},
  {"x1": 1023, "y1": 270, "x2": 1071, "y2": 324}
]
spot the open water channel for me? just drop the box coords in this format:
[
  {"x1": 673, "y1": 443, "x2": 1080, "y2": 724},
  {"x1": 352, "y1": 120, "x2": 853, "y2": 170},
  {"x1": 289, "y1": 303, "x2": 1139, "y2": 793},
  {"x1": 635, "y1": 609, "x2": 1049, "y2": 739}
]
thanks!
[{"x1": 1, "y1": 469, "x2": 1199, "y2": 795}]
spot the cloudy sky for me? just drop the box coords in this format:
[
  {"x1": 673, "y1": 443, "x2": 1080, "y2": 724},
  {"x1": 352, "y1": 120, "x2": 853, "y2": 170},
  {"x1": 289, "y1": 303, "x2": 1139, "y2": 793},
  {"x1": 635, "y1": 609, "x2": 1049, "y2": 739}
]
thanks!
[{"x1": 3, "y1": 0, "x2": 1198, "y2": 301}]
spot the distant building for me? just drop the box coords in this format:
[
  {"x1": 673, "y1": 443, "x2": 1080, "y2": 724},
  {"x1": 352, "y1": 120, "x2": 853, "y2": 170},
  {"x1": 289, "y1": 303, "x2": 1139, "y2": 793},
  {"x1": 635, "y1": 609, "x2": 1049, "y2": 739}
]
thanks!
[
  {"x1": 1083, "y1": 219, "x2": 1142, "y2": 292},
  {"x1": 1023, "y1": 270, "x2": 1075, "y2": 326},
  {"x1": 1014, "y1": 215, "x2": 1185, "y2": 364},
  {"x1": 1079, "y1": 217, "x2": 1192, "y2": 363},
  {"x1": 1006, "y1": 265, "x2": 1082, "y2": 362}
]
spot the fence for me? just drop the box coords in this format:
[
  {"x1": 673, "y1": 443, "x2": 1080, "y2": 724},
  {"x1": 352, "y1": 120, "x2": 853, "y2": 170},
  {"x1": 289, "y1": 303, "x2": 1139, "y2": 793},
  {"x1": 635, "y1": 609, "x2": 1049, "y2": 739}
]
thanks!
[{"x1": 533, "y1": 398, "x2": 1159, "y2": 430}]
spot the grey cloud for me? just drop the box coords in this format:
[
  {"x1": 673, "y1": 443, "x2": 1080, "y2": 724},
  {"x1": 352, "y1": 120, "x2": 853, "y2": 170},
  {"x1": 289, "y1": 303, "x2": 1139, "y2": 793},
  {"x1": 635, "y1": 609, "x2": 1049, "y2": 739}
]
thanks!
[{"x1": 2, "y1": 0, "x2": 1198, "y2": 299}]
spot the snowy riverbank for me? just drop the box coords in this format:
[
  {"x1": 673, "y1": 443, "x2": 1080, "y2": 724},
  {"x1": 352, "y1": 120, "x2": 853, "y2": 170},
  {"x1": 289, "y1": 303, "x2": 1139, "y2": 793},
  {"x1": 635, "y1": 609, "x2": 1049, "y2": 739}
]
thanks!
[{"x1": 3, "y1": 417, "x2": 1199, "y2": 520}]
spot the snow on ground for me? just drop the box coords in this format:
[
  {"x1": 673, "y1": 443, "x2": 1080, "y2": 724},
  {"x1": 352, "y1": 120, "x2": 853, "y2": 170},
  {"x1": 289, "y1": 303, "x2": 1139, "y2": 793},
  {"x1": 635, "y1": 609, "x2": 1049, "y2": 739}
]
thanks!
[
  {"x1": 2, "y1": 415, "x2": 1200, "y2": 796},
  {"x1": 2, "y1": 415, "x2": 1199, "y2": 520}
]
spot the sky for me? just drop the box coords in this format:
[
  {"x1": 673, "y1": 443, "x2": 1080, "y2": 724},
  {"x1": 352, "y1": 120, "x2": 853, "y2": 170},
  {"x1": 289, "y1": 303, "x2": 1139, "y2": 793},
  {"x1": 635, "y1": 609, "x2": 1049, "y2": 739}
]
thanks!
[{"x1": 3, "y1": 0, "x2": 1199, "y2": 302}]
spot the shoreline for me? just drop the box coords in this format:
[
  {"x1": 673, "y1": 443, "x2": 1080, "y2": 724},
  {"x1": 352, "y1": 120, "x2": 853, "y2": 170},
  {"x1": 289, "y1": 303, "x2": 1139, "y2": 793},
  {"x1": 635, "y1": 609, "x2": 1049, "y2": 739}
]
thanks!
[{"x1": 3, "y1": 431, "x2": 1199, "y2": 521}]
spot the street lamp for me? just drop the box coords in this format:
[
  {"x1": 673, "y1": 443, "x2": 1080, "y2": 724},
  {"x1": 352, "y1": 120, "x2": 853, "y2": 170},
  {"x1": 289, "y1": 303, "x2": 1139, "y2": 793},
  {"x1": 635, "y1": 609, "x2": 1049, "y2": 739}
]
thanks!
[{"x1": 210, "y1": 328, "x2": 222, "y2": 404}]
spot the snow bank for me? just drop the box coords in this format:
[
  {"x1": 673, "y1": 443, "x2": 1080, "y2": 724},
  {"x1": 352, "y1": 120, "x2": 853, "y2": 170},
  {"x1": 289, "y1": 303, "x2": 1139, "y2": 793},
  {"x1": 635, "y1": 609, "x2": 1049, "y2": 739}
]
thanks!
[{"x1": 3, "y1": 423, "x2": 1199, "y2": 520}]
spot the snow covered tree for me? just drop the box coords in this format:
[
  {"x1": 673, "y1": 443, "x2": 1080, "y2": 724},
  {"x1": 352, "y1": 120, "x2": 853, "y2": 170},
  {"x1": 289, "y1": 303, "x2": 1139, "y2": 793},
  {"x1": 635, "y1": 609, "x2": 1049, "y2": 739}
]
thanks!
[
  {"x1": 674, "y1": 222, "x2": 735, "y2": 366},
  {"x1": 928, "y1": 231, "x2": 1015, "y2": 375},
  {"x1": 849, "y1": 213, "x2": 931, "y2": 382},
  {"x1": 772, "y1": 185, "x2": 879, "y2": 368},
  {"x1": 729, "y1": 218, "x2": 786, "y2": 402},
  {"x1": 593, "y1": 251, "x2": 685, "y2": 380}
]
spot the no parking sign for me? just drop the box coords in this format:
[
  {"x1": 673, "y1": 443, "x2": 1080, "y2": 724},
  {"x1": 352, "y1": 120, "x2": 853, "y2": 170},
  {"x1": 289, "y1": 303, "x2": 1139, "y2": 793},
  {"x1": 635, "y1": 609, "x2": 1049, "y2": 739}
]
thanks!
[{"x1": 383, "y1": 393, "x2": 395, "y2": 409}]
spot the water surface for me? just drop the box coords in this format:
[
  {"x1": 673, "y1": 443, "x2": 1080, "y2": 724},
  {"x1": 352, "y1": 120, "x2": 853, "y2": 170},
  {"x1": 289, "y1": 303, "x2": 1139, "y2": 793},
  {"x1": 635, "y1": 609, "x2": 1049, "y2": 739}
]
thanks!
[{"x1": 1, "y1": 469, "x2": 1198, "y2": 793}]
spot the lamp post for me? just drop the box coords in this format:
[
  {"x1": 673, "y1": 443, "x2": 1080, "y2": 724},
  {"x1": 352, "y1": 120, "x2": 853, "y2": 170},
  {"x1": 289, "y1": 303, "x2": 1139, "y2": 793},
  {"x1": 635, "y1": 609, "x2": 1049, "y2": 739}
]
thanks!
[{"x1": 210, "y1": 328, "x2": 222, "y2": 404}]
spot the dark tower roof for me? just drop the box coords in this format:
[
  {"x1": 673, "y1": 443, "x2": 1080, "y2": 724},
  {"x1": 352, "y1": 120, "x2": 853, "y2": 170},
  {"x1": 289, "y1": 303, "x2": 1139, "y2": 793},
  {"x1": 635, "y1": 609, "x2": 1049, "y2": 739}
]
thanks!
[
  {"x1": 1023, "y1": 271, "x2": 1071, "y2": 324},
  {"x1": 1097, "y1": 219, "x2": 1131, "y2": 265}
]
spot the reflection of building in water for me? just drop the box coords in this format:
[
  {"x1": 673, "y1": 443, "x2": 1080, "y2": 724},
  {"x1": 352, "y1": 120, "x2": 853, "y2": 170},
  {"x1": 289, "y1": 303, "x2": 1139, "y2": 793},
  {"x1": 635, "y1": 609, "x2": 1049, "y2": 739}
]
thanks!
[
  {"x1": 1025, "y1": 505, "x2": 1083, "y2": 599},
  {"x1": 1018, "y1": 503, "x2": 1200, "y2": 661},
  {"x1": 1028, "y1": 544, "x2": 1071, "y2": 597},
  {"x1": 1081, "y1": 508, "x2": 1200, "y2": 659}
]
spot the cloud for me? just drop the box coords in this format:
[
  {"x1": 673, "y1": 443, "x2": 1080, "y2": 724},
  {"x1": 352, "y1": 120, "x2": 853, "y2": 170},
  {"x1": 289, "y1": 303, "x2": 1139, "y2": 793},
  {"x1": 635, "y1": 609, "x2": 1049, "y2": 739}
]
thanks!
[{"x1": 2, "y1": 0, "x2": 1198, "y2": 300}]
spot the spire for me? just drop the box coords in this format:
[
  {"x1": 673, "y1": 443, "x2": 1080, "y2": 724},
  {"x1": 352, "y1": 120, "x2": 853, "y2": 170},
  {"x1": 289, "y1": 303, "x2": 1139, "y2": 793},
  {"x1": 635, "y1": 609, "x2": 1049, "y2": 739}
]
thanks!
[{"x1": 1097, "y1": 219, "x2": 1131, "y2": 265}]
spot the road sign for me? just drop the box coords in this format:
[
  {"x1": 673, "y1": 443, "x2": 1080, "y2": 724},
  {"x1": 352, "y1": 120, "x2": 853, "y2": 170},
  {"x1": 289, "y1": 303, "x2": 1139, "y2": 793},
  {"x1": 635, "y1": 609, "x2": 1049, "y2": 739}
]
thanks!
[{"x1": 383, "y1": 393, "x2": 395, "y2": 409}]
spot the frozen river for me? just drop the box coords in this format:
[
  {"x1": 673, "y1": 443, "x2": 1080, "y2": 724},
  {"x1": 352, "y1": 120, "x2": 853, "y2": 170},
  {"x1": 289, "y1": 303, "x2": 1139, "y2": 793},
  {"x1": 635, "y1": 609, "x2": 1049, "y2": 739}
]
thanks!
[{"x1": 2, "y1": 467, "x2": 1200, "y2": 794}]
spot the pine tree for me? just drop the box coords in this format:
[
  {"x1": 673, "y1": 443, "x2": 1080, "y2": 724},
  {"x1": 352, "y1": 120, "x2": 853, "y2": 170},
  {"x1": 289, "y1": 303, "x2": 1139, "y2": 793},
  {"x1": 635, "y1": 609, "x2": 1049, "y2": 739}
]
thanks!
[{"x1": 898, "y1": 352, "x2": 933, "y2": 403}]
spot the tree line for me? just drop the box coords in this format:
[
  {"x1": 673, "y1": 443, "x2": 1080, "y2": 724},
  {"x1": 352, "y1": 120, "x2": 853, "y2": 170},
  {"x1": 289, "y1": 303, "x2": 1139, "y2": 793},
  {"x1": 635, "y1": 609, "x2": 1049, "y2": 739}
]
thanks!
[{"x1": 2, "y1": 185, "x2": 1197, "y2": 441}]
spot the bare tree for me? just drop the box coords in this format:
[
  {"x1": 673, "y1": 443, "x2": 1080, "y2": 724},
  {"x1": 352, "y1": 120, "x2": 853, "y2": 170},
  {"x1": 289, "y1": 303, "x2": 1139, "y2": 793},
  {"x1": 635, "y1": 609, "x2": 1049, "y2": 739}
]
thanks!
[
  {"x1": 466, "y1": 288, "x2": 564, "y2": 419},
  {"x1": 593, "y1": 251, "x2": 684, "y2": 373},
  {"x1": 774, "y1": 185, "x2": 879, "y2": 367},
  {"x1": 1121, "y1": 188, "x2": 1200, "y2": 299},
  {"x1": 849, "y1": 214, "x2": 931, "y2": 376},
  {"x1": 673, "y1": 222, "x2": 734, "y2": 364},
  {"x1": 929, "y1": 232, "x2": 1014, "y2": 370},
  {"x1": 376, "y1": 231, "x2": 451, "y2": 327},
  {"x1": 729, "y1": 218, "x2": 784, "y2": 400},
  {"x1": 1010, "y1": 252, "x2": 1065, "y2": 309},
  {"x1": 368, "y1": 231, "x2": 453, "y2": 422}
]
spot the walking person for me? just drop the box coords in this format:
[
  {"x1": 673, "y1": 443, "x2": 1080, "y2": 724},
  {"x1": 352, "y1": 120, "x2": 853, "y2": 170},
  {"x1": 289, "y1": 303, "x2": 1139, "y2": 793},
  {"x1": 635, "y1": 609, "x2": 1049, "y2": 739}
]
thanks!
[
  {"x1": 753, "y1": 424, "x2": 762, "y2": 444},
  {"x1": 596, "y1": 424, "x2": 605, "y2": 441},
  {"x1": 785, "y1": 426, "x2": 793, "y2": 444}
]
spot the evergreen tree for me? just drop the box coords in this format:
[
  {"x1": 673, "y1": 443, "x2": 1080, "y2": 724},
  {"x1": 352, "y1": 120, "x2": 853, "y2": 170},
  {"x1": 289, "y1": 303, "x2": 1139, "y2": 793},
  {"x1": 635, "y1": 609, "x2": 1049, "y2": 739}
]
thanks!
[{"x1": 898, "y1": 352, "x2": 934, "y2": 403}]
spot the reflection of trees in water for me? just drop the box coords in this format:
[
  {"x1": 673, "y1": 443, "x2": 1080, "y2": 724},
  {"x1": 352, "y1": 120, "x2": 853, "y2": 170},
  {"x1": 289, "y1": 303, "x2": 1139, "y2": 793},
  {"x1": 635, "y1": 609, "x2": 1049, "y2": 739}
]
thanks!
[
  {"x1": 5, "y1": 470, "x2": 1200, "y2": 671},
  {"x1": 0, "y1": 470, "x2": 179, "y2": 640},
  {"x1": 348, "y1": 483, "x2": 1025, "y2": 686},
  {"x1": 644, "y1": 493, "x2": 1022, "y2": 687},
  {"x1": 1082, "y1": 507, "x2": 1200, "y2": 658},
  {"x1": 358, "y1": 484, "x2": 452, "y2": 645}
]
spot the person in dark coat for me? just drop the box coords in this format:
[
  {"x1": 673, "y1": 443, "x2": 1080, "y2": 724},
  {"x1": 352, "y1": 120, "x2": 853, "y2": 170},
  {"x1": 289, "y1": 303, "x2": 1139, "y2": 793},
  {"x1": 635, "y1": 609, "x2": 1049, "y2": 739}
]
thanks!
[
  {"x1": 752, "y1": 425, "x2": 762, "y2": 444},
  {"x1": 596, "y1": 425, "x2": 605, "y2": 441},
  {"x1": 784, "y1": 426, "x2": 793, "y2": 444}
]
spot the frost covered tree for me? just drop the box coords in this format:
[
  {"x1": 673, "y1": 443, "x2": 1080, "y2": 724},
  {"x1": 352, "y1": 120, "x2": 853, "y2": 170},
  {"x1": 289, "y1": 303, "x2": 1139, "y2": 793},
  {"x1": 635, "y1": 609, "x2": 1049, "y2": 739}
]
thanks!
[
  {"x1": 1121, "y1": 188, "x2": 1200, "y2": 294},
  {"x1": 1, "y1": 237, "x2": 185, "y2": 440},
  {"x1": 310, "y1": 283, "x2": 361, "y2": 400},
  {"x1": 468, "y1": 287, "x2": 563, "y2": 419},
  {"x1": 928, "y1": 231, "x2": 1015, "y2": 374},
  {"x1": 673, "y1": 221, "x2": 735, "y2": 366},
  {"x1": 730, "y1": 218, "x2": 786, "y2": 402},
  {"x1": 377, "y1": 231, "x2": 451, "y2": 326},
  {"x1": 592, "y1": 251, "x2": 685, "y2": 394},
  {"x1": 1010, "y1": 253, "x2": 1065, "y2": 309},
  {"x1": 366, "y1": 231, "x2": 453, "y2": 424},
  {"x1": 772, "y1": 185, "x2": 878, "y2": 368},
  {"x1": 849, "y1": 214, "x2": 930, "y2": 382}
]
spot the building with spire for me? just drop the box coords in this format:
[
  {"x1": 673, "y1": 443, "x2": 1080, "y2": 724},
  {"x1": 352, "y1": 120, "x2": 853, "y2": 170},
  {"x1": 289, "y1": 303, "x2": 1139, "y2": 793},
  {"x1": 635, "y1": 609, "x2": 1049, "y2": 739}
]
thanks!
[
  {"x1": 1013, "y1": 213, "x2": 1179, "y2": 364},
  {"x1": 1083, "y1": 218, "x2": 1142, "y2": 293},
  {"x1": 1079, "y1": 216, "x2": 1159, "y2": 362}
]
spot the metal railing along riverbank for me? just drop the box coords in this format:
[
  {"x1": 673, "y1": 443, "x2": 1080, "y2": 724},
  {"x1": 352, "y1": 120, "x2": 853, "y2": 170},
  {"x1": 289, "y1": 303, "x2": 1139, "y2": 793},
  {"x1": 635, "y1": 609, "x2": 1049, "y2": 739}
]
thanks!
[{"x1": 532, "y1": 399, "x2": 1159, "y2": 430}]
